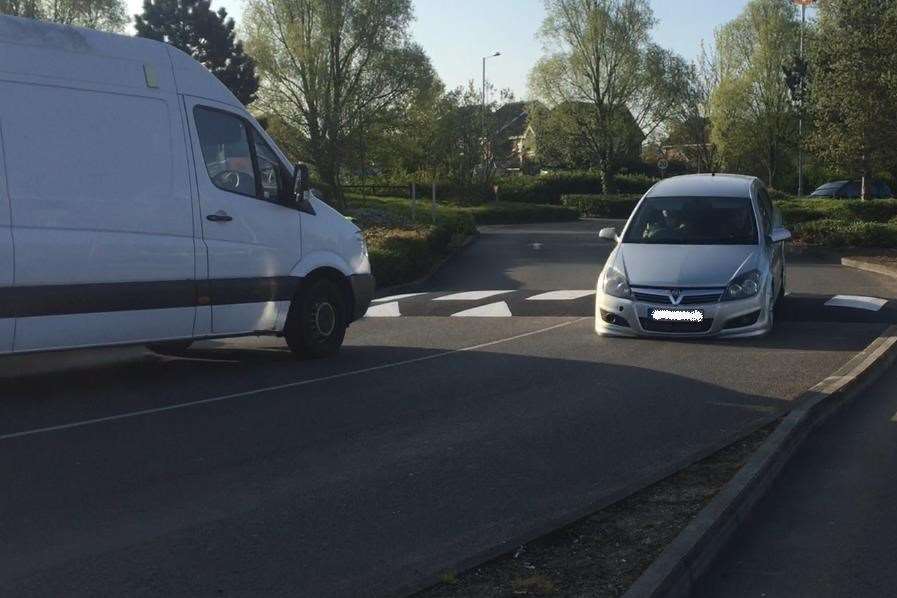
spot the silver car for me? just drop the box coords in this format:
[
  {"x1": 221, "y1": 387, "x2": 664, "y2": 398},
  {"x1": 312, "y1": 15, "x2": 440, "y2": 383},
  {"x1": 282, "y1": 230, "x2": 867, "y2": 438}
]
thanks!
[{"x1": 595, "y1": 174, "x2": 791, "y2": 338}]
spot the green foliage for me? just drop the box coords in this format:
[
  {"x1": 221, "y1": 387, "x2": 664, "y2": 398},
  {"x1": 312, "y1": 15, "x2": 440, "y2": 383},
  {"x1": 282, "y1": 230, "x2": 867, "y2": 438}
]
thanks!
[
  {"x1": 462, "y1": 202, "x2": 579, "y2": 225},
  {"x1": 0, "y1": 0, "x2": 126, "y2": 30},
  {"x1": 808, "y1": 0, "x2": 897, "y2": 198},
  {"x1": 710, "y1": 0, "x2": 799, "y2": 189},
  {"x1": 793, "y1": 219, "x2": 897, "y2": 248},
  {"x1": 561, "y1": 194, "x2": 642, "y2": 218},
  {"x1": 496, "y1": 173, "x2": 655, "y2": 204},
  {"x1": 135, "y1": 0, "x2": 259, "y2": 105},
  {"x1": 776, "y1": 199, "x2": 897, "y2": 227}
]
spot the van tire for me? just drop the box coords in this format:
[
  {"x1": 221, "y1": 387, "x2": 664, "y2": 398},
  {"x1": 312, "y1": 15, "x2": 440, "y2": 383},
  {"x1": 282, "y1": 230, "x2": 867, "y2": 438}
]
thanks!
[{"x1": 284, "y1": 277, "x2": 347, "y2": 359}]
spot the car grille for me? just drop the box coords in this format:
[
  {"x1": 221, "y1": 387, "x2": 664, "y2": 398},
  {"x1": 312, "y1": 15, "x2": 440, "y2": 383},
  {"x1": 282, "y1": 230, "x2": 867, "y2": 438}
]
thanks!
[
  {"x1": 639, "y1": 318, "x2": 714, "y2": 334},
  {"x1": 632, "y1": 289, "x2": 723, "y2": 305}
]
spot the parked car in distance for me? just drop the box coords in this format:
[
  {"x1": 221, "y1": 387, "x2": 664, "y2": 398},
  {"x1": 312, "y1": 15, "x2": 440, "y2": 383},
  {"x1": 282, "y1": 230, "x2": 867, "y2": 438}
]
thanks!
[
  {"x1": 809, "y1": 180, "x2": 893, "y2": 199},
  {"x1": 595, "y1": 174, "x2": 790, "y2": 339},
  {"x1": 0, "y1": 15, "x2": 374, "y2": 358}
]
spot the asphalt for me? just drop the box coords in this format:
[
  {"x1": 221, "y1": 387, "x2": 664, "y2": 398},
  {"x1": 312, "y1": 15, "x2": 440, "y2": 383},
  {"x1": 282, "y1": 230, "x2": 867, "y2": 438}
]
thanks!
[
  {"x1": 694, "y1": 351, "x2": 897, "y2": 597},
  {"x1": 2, "y1": 220, "x2": 896, "y2": 597}
]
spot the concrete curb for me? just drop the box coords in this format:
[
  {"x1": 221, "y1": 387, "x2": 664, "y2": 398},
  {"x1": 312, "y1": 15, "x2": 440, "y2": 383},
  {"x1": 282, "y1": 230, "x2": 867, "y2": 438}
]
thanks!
[
  {"x1": 623, "y1": 324, "x2": 897, "y2": 598},
  {"x1": 841, "y1": 257, "x2": 897, "y2": 280}
]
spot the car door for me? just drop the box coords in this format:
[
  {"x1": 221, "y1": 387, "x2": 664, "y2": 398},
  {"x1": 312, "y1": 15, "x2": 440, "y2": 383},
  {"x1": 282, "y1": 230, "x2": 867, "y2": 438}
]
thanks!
[
  {"x1": 185, "y1": 98, "x2": 301, "y2": 334},
  {"x1": 0, "y1": 121, "x2": 13, "y2": 353},
  {"x1": 757, "y1": 188, "x2": 783, "y2": 293}
]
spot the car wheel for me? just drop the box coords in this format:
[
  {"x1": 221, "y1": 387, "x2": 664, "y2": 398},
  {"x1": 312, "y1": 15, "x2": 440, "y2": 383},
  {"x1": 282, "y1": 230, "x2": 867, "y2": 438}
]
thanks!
[
  {"x1": 284, "y1": 277, "x2": 347, "y2": 359},
  {"x1": 766, "y1": 280, "x2": 776, "y2": 332}
]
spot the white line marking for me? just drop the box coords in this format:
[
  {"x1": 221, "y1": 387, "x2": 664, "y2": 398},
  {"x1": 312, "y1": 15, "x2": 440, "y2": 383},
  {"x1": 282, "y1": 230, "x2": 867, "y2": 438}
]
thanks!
[
  {"x1": 434, "y1": 290, "x2": 513, "y2": 301},
  {"x1": 0, "y1": 318, "x2": 587, "y2": 442},
  {"x1": 450, "y1": 301, "x2": 513, "y2": 317},
  {"x1": 372, "y1": 293, "x2": 426, "y2": 304},
  {"x1": 365, "y1": 301, "x2": 401, "y2": 317},
  {"x1": 825, "y1": 295, "x2": 888, "y2": 312},
  {"x1": 526, "y1": 290, "x2": 595, "y2": 301}
]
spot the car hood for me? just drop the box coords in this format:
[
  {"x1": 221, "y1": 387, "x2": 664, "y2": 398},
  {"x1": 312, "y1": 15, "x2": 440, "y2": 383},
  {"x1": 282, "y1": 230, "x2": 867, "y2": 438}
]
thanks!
[{"x1": 615, "y1": 244, "x2": 759, "y2": 288}]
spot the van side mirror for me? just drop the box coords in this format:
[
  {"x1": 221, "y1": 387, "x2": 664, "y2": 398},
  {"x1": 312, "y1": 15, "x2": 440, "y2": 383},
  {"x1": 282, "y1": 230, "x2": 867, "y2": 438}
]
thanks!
[
  {"x1": 598, "y1": 227, "x2": 619, "y2": 242},
  {"x1": 770, "y1": 227, "x2": 792, "y2": 243},
  {"x1": 292, "y1": 163, "x2": 310, "y2": 199}
]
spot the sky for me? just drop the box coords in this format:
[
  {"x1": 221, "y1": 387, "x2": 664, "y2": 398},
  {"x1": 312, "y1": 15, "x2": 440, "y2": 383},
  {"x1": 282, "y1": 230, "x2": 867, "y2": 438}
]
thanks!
[{"x1": 124, "y1": 0, "x2": 790, "y2": 100}]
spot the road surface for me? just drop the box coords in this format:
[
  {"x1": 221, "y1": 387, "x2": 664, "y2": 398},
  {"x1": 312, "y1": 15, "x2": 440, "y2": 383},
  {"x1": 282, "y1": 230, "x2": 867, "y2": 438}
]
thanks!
[{"x1": 2, "y1": 221, "x2": 895, "y2": 597}]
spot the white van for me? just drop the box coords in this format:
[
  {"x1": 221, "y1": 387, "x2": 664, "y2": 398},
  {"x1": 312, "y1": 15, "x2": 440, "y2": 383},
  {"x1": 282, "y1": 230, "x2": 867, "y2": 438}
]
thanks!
[{"x1": 0, "y1": 16, "x2": 374, "y2": 358}]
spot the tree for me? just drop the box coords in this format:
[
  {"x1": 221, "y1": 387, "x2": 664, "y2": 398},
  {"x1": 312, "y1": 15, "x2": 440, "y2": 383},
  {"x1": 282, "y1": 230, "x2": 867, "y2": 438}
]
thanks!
[
  {"x1": 1, "y1": 0, "x2": 127, "y2": 31},
  {"x1": 809, "y1": 0, "x2": 897, "y2": 200},
  {"x1": 243, "y1": 0, "x2": 435, "y2": 205},
  {"x1": 135, "y1": 0, "x2": 259, "y2": 105},
  {"x1": 710, "y1": 0, "x2": 800, "y2": 189},
  {"x1": 666, "y1": 42, "x2": 721, "y2": 174},
  {"x1": 528, "y1": 0, "x2": 689, "y2": 192}
]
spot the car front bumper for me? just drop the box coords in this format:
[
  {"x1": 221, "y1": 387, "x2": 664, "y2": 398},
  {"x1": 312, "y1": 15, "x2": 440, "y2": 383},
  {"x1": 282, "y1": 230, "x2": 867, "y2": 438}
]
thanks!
[
  {"x1": 594, "y1": 289, "x2": 771, "y2": 339},
  {"x1": 349, "y1": 273, "x2": 376, "y2": 323}
]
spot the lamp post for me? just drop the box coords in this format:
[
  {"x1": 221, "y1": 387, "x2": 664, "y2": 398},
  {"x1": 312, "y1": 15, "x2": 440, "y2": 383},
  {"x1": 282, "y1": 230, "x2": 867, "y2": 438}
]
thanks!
[
  {"x1": 482, "y1": 51, "x2": 501, "y2": 159},
  {"x1": 793, "y1": 0, "x2": 816, "y2": 197}
]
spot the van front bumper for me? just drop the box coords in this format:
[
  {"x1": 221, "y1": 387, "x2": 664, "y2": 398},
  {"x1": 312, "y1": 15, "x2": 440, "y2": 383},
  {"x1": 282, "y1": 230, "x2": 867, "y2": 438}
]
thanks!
[{"x1": 349, "y1": 273, "x2": 376, "y2": 322}]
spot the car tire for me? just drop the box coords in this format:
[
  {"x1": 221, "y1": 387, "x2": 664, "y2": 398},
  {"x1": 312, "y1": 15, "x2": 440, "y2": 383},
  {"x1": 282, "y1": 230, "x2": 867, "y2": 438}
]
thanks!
[{"x1": 284, "y1": 277, "x2": 347, "y2": 359}]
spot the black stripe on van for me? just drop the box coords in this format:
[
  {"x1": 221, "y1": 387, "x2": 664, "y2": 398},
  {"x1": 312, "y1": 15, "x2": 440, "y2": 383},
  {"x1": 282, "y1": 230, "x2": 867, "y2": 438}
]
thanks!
[{"x1": 0, "y1": 277, "x2": 302, "y2": 318}]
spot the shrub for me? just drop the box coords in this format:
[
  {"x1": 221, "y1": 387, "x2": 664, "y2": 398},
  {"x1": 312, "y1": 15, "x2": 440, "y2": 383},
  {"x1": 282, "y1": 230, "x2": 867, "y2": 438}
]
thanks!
[
  {"x1": 793, "y1": 219, "x2": 897, "y2": 247},
  {"x1": 561, "y1": 194, "x2": 642, "y2": 218},
  {"x1": 775, "y1": 198, "x2": 897, "y2": 226},
  {"x1": 462, "y1": 202, "x2": 580, "y2": 224},
  {"x1": 496, "y1": 172, "x2": 655, "y2": 205}
]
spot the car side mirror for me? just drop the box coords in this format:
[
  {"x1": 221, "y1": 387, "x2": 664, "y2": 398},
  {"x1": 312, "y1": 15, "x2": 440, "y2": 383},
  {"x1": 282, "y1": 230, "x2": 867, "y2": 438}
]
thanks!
[
  {"x1": 770, "y1": 227, "x2": 792, "y2": 243},
  {"x1": 598, "y1": 227, "x2": 619, "y2": 242},
  {"x1": 292, "y1": 163, "x2": 310, "y2": 199}
]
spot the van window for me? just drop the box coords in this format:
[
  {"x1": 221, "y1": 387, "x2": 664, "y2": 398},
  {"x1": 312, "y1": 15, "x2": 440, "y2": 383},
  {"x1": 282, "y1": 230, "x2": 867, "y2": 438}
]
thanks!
[
  {"x1": 253, "y1": 134, "x2": 283, "y2": 201},
  {"x1": 194, "y1": 107, "x2": 257, "y2": 198}
]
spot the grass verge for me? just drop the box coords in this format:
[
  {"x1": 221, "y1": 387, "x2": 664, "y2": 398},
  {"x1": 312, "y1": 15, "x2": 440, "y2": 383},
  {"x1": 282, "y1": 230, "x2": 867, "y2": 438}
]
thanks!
[{"x1": 413, "y1": 422, "x2": 777, "y2": 598}]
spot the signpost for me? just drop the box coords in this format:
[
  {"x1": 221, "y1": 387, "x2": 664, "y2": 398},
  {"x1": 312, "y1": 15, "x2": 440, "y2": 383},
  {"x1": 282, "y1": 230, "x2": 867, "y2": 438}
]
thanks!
[{"x1": 793, "y1": 0, "x2": 816, "y2": 197}]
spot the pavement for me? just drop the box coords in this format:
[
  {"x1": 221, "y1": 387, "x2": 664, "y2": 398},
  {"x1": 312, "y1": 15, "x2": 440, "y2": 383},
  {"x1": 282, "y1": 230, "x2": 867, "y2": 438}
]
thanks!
[
  {"x1": 2, "y1": 220, "x2": 897, "y2": 597},
  {"x1": 694, "y1": 350, "x2": 897, "y2": 597}
]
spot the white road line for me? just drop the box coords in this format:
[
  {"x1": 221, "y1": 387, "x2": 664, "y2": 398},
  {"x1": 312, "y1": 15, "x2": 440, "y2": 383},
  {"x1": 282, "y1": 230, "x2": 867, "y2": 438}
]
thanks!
[
  {"x1": 0, "y1": 318, "x2": 587, "y2": 442},
  {"x1": 825, "y1": 295, "x2": 888, "y2": 311},
  {"x1": 526, "y1": 290, "x2": 595, "y2": 301},
  {"x1": 434, "y1": 290, "x2": 514, "y2": 301},
  {"x1": 450, "y1": 301, "x2": 513, "y2": 317},
  {"x1": 372, "y1": 293, "x2": 427, "y2": 304},
  {"x1": 365, "y1": 301, "x2": 401, "y2": 317}
]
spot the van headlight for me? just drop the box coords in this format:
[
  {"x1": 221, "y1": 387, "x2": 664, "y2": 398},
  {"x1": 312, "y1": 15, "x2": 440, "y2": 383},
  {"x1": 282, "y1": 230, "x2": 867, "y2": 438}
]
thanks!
[
  {"x1": 723, "y1": 270, "x2": 761, "y2": 301},
  {"x1": 602, "y1": 266, "x2": 631, "y2": 299}
]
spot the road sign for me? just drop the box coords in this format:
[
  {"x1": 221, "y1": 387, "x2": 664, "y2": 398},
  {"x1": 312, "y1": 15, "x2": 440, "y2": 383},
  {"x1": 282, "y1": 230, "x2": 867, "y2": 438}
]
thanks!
[{"x1": 657, "y1": 159, "x2": 669, "y2": 171}]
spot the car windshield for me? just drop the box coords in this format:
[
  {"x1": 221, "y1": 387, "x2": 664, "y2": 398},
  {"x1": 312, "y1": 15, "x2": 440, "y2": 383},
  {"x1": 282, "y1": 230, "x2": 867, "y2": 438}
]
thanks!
[{"x1": 624, "y1": 196, "x2": 759, "y2": 245}]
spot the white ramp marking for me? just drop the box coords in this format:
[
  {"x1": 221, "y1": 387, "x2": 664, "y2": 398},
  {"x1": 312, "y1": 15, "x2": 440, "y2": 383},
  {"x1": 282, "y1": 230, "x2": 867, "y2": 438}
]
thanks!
[
  {"x1": 434, "y1": 290, "x2": 513, "y2": 301},
  {"x1": 531, "y1": 242, "x2": 543, "y2": 250},
  {"x1": 527, "y1": 290, "x2": 595, "y2": 301},
  {"x1": 365, "y1": 301, "x2": 401, "y2": 317},
  {"x1": 825, "y1": 295, "x2": 888, "y2": 312},
  {"x1": 451, "y1": 301, "x2": 513, "y2": 317},
  {"x1": 372, "y1": 293, "x2": 426, "y2": 304}
]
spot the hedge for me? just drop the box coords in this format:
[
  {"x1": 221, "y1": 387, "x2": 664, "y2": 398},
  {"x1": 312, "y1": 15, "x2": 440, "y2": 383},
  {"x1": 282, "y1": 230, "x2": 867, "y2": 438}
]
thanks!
[
  {"x1": 561, "y1": 194, "x2": 642, "y2": 218},
  {"x1": 460, "y1": 202, "x2": 580, "y2": 224},
  {"x1": 495, "y1": 172, "x2": 656, "y2": 205},
  {"x1": 776, "y1": 199, "x2": 897, "y2": 227},
  {"x1": 793, "y1": 219, "x2": 897, "y2": 247}
]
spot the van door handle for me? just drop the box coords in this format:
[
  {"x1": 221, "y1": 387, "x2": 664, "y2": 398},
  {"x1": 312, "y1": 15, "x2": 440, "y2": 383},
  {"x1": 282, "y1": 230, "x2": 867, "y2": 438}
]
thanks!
[{"x1": 206, "y1": 211, "x2": 233, "y2": 222}]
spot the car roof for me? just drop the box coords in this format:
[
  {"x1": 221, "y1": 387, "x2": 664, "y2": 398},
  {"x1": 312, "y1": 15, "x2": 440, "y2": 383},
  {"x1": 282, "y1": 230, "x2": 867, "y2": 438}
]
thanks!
[{"x1": 645, "y1": 174, "x2": 757, "y2": 199}]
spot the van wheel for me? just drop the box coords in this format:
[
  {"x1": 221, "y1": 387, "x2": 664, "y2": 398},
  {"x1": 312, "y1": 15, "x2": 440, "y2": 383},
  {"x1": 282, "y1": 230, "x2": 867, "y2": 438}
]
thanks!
[{"x1": 284, "y1": 278, "x2": 347, "y2": 359}]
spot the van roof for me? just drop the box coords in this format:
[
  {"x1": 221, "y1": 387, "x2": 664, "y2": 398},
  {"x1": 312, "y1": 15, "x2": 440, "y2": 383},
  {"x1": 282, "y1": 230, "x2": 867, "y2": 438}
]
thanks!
[
  {"x1": 0, "y1": 15, "x2": 241, "y2": 109},
  {"x1": 646, "y1": 174, "x2": 758, "y2": 199}
]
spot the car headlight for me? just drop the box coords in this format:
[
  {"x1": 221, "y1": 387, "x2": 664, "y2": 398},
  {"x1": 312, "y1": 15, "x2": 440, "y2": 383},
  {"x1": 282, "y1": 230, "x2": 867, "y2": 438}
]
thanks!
[
  {"x1": 355, "y1": 230, "x2": 368, "y2": 258},
  {"x1": 603, "y1": 266, "x2": 631, "y2": 299},
  {"x1": 723, "y1": 270, "x2": 761, "y2": 301}
]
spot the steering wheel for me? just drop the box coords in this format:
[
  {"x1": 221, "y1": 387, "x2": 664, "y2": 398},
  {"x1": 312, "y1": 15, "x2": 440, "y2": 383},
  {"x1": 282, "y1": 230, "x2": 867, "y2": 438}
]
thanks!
[{"x1": 213, "y1": 169, "x2": 242, "y2": 191}]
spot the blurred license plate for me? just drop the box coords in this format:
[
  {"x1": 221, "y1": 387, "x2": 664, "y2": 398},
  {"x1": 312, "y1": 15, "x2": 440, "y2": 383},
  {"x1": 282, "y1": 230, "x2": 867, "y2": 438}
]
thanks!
[{"x1": 650, "y1": 308, "x2": 704, "y2": 323}]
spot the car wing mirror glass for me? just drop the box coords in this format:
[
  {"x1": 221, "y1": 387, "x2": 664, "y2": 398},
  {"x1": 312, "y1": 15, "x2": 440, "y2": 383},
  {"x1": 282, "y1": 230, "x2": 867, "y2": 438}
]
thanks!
[{"x1": 770, "y1": 227, "x2": 792, "y2": 243}]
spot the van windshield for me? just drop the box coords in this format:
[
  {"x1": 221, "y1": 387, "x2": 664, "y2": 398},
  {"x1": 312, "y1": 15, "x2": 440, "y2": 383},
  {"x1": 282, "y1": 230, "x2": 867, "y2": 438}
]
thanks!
[{"x1": 623, "y1": 196, "x2": 759, "y2": 245}]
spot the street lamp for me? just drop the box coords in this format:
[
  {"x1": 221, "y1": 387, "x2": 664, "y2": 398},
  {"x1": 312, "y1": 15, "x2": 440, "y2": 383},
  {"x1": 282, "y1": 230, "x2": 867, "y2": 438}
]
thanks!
[
  {"x1": 793, "y1": 0, "x2": 816, "y2": 197},
  {"x1": 482, "y1": 51, "x2": 501, "y2": 156}
]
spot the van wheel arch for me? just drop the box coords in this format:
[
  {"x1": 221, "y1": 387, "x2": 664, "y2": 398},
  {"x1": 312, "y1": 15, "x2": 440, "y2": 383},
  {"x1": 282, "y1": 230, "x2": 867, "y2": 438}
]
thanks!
[{"x1": 283, "y1": 268, "x2": 351, "y2": 359}]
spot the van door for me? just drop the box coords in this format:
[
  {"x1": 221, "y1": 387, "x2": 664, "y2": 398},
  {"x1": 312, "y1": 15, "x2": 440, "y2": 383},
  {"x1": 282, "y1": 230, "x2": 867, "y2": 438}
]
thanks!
[
  {"x1": 184, "y1": 98, "x2": 301, "y2": 334},
  {"x1": 0, "y1": 121, "x2": 13, "y2": 353},
  {"x1": 0, "y1": 81, "x2": 196, "y2": 351}
]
